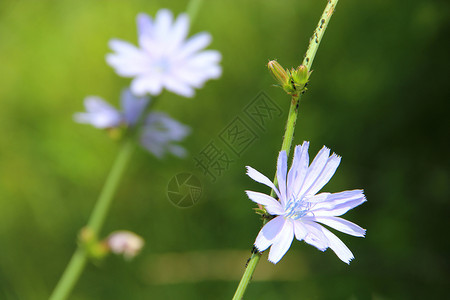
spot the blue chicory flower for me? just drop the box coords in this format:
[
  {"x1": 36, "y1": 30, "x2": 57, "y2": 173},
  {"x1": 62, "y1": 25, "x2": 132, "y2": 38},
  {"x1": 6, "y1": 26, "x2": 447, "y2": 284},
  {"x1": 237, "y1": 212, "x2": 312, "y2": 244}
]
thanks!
[{"x1": 246, "y1": 141, "x2": 366, "y2": 264}]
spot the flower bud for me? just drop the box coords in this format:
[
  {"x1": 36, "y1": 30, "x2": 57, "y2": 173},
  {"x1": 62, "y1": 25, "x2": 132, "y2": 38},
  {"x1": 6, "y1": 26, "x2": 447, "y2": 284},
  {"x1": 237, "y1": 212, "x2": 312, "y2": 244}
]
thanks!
[
  {"x1": 291, "y1": 65, "x2": 310, "y2": 87},
  {"x1": 268, "y1": 60, "x2": 290, "y2": 87},
  {"x1": 107, "y1": 231, "x2": 144, "y2": 260},
  {"x1": 79, "y1": 227, "x2": 108, "y2": 259},
  {"x1": 80, "y1": 227, "x2": 96, "y2": 244}
]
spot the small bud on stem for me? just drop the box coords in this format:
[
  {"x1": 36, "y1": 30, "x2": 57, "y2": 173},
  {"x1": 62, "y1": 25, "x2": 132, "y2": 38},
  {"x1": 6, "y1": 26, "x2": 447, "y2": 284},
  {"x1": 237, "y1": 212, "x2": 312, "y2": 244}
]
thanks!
[
  {"x1": 79, "y1": 227, "x2": 108, "y2": 259},
  {"x1": 268, "y1": 60, "x2": 311, "y2": 96},
  {"x1": 268, "y1": 60, "x2": 289, "y2": 86}
]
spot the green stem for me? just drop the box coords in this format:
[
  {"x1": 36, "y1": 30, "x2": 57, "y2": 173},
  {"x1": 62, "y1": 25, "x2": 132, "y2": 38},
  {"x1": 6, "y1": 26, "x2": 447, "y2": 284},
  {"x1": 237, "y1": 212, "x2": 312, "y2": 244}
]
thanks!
[
  {"x1": 270, "y1": 94, "x2": 301, "y2": 198},
  {"x1": 49, "y1": 138, "x2": 136, "y2": 300},
  {"x1": 302, "y1": 0, "x2": 338, "y2": 70},
  {"x1": 186, "y1": 0, "x2": 203, "y2": 23},
  {"x1": 279, "y1": 96, "x2": 301, "y2": 159},
  {"x1": 232, "y1": 252, "x2": 260, "y2": 300},
  {"x1": 87, "y1": 138, "x2": 135, "y2": 234},
  {"x1": 233, "y1": 0, "x2": 339, "y2": 298}
]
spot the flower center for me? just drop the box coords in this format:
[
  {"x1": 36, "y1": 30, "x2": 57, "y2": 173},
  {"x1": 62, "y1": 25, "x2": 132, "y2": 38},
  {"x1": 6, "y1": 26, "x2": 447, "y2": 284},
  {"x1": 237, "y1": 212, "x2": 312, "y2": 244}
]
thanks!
[
  {"x1": 152, "y1": 58, "x2": 171, "y2": 74},
  {"x1": 284, "y1": 195, "x2": 312, "y2": 220}
]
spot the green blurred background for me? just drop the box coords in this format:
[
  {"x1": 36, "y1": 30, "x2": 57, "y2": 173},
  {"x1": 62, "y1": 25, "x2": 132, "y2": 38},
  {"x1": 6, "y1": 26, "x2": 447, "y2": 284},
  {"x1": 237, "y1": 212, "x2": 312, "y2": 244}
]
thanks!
[{"x1": 0, "y1": 0, "x2": 448, "y2": 299}]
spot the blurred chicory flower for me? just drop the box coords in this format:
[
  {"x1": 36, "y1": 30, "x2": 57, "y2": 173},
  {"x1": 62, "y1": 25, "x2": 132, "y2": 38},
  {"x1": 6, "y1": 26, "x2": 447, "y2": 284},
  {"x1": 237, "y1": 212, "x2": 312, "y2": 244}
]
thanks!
[
  {"x1": 246, "y1": 141, "x2": 366, "y2": 264},
  {"x1": 141, "y1": 112, "x2": 190, "y2": 158},
  {"x1": 121, "y1": 88, "x2": 150, "y2": 126},
  {"x1": 73, "y1": 96, "x2": 123, "y2": 129},
  {"x1": 106, "y1": 9, "x2": 222, "y2": 98},
  {"x1": 73, "y1": 89, "x2": 148, "y2": 129},
  {"x1": 107, "y1": 230, "x2": 144, "y2": 260},
  {"x1": 74, "y1": 89, "x2": 190, "y2": 158}
]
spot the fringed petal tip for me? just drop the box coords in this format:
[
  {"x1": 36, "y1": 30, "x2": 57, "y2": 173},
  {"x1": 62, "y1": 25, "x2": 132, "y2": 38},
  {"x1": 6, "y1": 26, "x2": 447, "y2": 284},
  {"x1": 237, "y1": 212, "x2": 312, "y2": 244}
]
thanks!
[
  {"x1": 361, "y1": 228, "x2": 367, "y2": 237},
  {"x1": 361, "y1": 191, "x2": 368, "y2": 203},
  {"x1": 331, "y1": 152, "x2": 341, "y2": 161},
  {"x1": 343, "y1": 256, "x2": 354, "y2": 265},
  {"x1": 267, "y1": 257, "x2": 279, "y2": 264}
]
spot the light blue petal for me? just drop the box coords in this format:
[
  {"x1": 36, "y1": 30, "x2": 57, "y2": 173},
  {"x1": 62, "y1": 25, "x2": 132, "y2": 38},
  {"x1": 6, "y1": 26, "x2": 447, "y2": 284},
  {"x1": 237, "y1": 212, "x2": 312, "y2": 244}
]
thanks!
[
  {"x1": 301, "y1": 220, "x2": 329, "y2": 251},
  {"x1": 298, "y1": 145, "x2": 330, "y2": 198},
  {"x1": 245, "y1": 166, "x2": 281, "y2": 200},
  {"x1": 276, "y1": 150, "x2": 288, "y2": 207},
  {"x1": 140, "y1": 112, "x2": 190, "y2": 158},
  {"x1": 268, "y1": 219, "x2": 294, "y2": 264},
  {"x1": 255, "y1": 216, "x2": 285, "y2": 252},
  {"x1": 305, "y1": 153, "x2": 341, "y2": 196},
  {"x1": 312, "y1": 190, "x2": 366, "y2": 217},
  {"x1": 74, "y1": 96, "x2": 122, "y2": 129},
  {"x1": 120, "y1": 88, "x2": 150, "y2": 125},
  {"x1": 165, "y1": 12, "x2": 189, "y2": 53},
  {"x1": 245, "y1": 191, "x2": 284, "y2": 215},
  {"x1": 137, "y1": 13, "x2": 153, "y2": 39},
  {"x1": 168, "y1": 144, "x2": 188, "y2": 158},
  {"x1": 289, "y1": 142, "x2": 309, "y2": 201},
  {"x1": 304, "y1": 192, "x2": 330, "y2": 203},
  {"x1": 319, "y1": 225, "x2": 354, "y2": 264},
  {"x1": 175, "y1": 32, "x2": 212, "y2": 60},
  {"x1": 311, "y1": 216, "x2": 366, "y2": 237},
  {"x1": 293, "y1": 220, "x2": 308, "y2": 241},
  {"x1": 106, "y1": 40, "x2": 148, "y2": 77},
  {"x1": 154, "y1": 9, "x2": 173, "y2": 40},
  {"x1": 163, "y1": 75, "x2": 195, "y2": 98},
  {"x1": 131, "y1": 75, "x2": 164, "y2": 97}
]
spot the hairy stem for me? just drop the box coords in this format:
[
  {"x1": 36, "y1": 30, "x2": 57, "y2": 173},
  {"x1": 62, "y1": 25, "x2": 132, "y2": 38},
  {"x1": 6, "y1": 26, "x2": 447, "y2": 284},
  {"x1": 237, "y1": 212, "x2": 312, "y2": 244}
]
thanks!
[
  {"x1": 232, "y1": 251, "x2": 261, "y2": 300},
  {"x1": 302, "y1": 0, "x2": 338, "y2": 70},
  {"x1": 232, "y1": 1, "x2": 339, "y2": 298}
]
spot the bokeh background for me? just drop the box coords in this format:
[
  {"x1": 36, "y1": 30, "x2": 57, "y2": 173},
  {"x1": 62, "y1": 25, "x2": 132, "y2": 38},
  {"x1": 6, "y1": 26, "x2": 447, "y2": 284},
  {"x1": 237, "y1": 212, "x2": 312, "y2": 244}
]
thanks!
[{"x1": 0, "y1": 0, "x2": 448, "y2": 299}]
